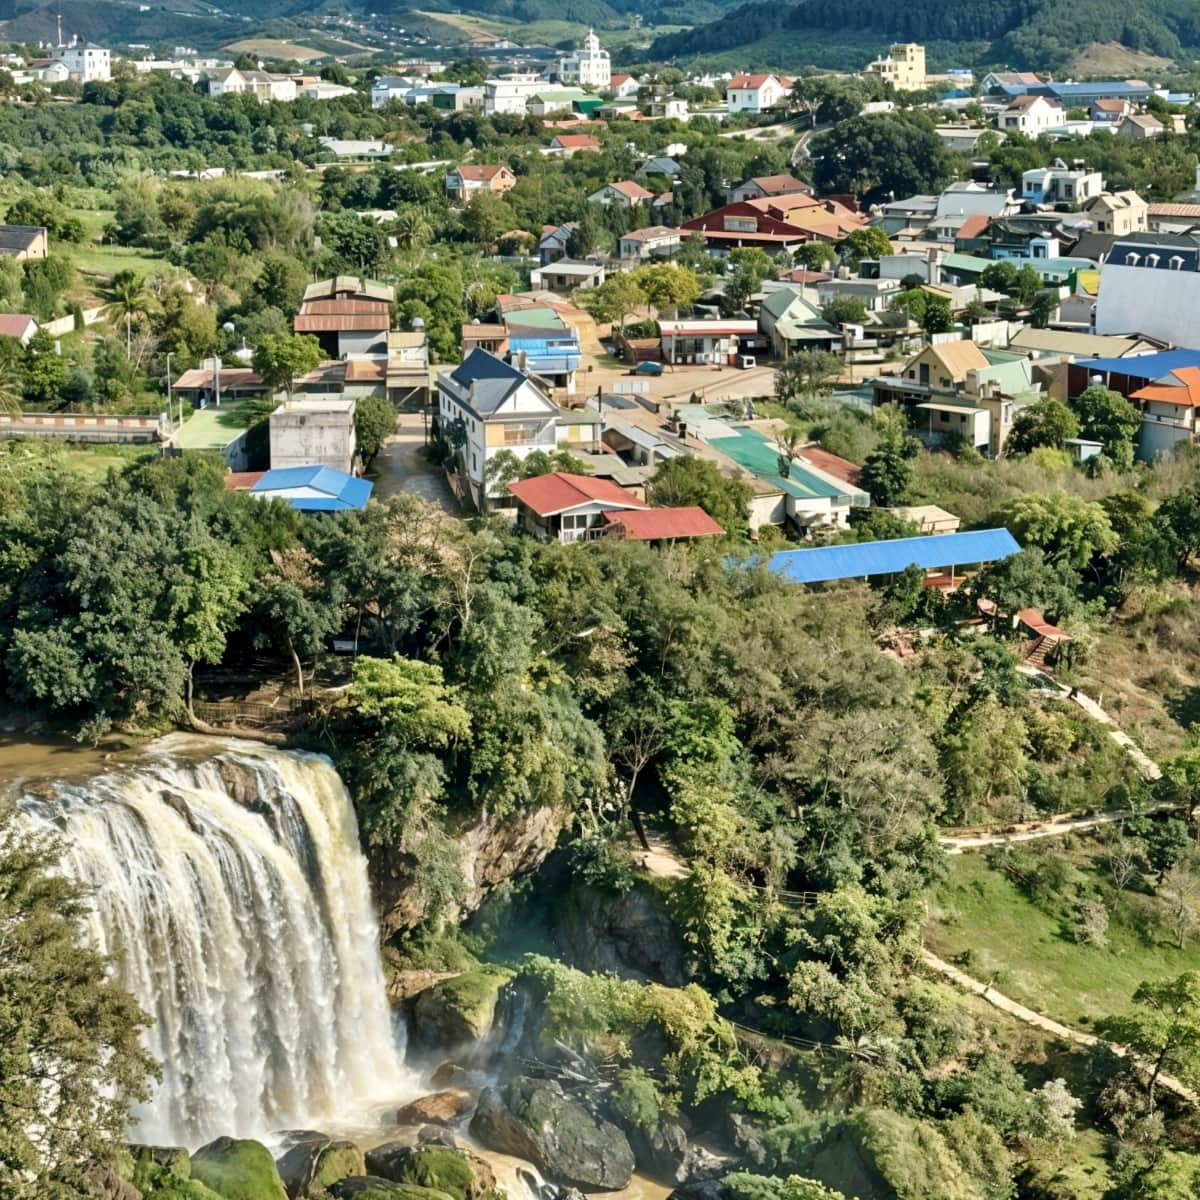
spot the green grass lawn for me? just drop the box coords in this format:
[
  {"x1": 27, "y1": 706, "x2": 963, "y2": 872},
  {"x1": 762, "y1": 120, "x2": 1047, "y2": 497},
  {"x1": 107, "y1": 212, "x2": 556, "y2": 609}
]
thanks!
[
  {"x1": 0, "y1": 439, "x2": 156, "y2": 482},
  {"x1": 62, "y1": 207, "x2": 168, "y2": 295},
  {"x1": 175, "y1": 399, "x2": 257, "y2": 452},
  {"x1": 927, "y1": 853, "x2": 1200, "y2": 1029}
]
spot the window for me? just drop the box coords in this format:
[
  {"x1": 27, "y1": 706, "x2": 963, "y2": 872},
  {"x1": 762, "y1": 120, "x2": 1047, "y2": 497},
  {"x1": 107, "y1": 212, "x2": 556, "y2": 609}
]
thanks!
[
  {"x1": 724, "y1": 217, "x2": 757, "y2": 233},
  {"x1": 1125, "y1": 252, "x2": 1141, "y2": 266},
  {"x1": 502, "y1": 421, "x2": 544, "y2": 445},
  {"x1": 1147, "y1": 254, "x2": 1161, "y2": 268},
  {"x1": 1171, "y1": 255, "x2": 1185, "y2": 270}
]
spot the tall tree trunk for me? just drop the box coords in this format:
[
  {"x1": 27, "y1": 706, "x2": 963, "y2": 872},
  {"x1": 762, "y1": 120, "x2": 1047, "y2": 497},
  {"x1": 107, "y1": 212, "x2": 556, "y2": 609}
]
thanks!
[{"x1": 287, "y1": 634, "x2": 304, "y2": 696}]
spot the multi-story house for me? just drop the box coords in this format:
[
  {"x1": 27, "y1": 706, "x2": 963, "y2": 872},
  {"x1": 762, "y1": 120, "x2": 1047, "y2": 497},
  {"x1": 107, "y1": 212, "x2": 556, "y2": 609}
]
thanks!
[
  {"x1": 724, "y1": 74, "x2": 789, "y2": 115},
  {"x1": 558, "y1": 29, "x2": 610, "y2": 88}
]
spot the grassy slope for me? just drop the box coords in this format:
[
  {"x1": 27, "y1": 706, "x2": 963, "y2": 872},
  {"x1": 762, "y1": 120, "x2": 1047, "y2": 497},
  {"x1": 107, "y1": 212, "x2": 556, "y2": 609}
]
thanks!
[{"x1": 928, "y1": 853, "x2": 1200, "y2": 1029}]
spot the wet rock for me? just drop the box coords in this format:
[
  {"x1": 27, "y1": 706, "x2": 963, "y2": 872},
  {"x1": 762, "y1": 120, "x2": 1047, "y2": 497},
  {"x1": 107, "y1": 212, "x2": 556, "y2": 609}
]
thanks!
[
  {"x1": 666, "y1": 1180, "x2": 731, "y2": 1200},
  {"x1": 395, "y1": 1091, "x2": 473, "y2": 1128},
  {"x1": 469, "y1": 1077, "x2": 635, "y2": 1192},
  {"x1": 411, "y1": 967, "x2": 513, "y2": 1055},
  {"x1": 364, "y1": 1144, "x2": 496, "y2": 1200},
  {"x1": 276, "y1": 1132, "x2": 365, "y2": 1198},
  {"x1": 328, "y1": 1179, "x2": 453, "y2": 1200},
  {"x1": 429, "y1": 1062, "x2": 473, "y2": 1091},
  {"x1": 192, "y1": 1136, "x2": 287, "y2": 1200}
]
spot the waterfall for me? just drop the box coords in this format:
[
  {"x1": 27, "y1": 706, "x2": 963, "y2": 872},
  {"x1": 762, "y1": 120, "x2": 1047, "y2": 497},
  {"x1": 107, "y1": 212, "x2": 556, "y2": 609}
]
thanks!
[{"x1": 15, "y1": 735, "x2": 415, "y2": 1147}]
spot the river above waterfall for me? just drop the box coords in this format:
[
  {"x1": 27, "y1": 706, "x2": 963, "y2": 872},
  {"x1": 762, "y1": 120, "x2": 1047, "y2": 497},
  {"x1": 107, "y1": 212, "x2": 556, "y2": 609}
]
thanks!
[{"x1": 10, "y1": 733, "x2": 420, "y2": 1147}]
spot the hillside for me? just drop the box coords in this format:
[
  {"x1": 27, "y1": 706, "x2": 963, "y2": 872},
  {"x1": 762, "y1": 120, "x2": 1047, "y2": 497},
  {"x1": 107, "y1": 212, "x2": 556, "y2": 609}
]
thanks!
[{"x1": 647, "y1": 0, "x2": 1200, "y2": 72}]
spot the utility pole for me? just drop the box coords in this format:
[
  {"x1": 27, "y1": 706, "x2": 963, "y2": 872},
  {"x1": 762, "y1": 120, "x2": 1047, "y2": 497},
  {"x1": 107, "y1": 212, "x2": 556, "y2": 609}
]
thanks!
[{"x1": 166, "y1": 351, "x2": 173, "y2": 428}]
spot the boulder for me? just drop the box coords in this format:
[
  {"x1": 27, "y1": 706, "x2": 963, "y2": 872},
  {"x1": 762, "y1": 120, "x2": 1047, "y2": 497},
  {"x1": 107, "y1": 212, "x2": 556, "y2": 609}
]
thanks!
[
  {"x1": 469, "y1": 1078, "x2": 635, "y2": 1192},
  {"x1": 127, "y1": 1144, "x2": 225, "y2": 1200},
  {"x1": 411, "y1": 967, "x2": 513, "y2": 1054},
  {"x1": 192, "y1": 1136, "x2": 288, "y2": 1200},
  {"x1": 328, "y1": 1178, "x2": 454, "y2": 1200},
  {"x1": 625, "y1": 1118, "x2": 691, "y2": 1186},
  {"x1": 84, "y1": 1164, "x2": 142, "y2": 1200},
  {"x1": 429, "y1": 1063, "x2": 473, "y2": 1091},
  {"x1": 276, "y1": 1133, "x2": 365, "y2": 1198},
  {"x1": 364, "y1": 1144, "x2": 495, "y2": 1200},
  {"x1": 396, "y1": 1091, "x2": 473, "y2": 1128}
]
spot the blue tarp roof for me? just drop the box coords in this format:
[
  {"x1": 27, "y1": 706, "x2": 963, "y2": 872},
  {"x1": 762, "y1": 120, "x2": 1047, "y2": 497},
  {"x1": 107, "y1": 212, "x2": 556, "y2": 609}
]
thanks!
[
  {"x1": 1075, "y1": 348, "x2": 1200, "y2": 380},
  {"x1": 252, "y1": 465, "x2": 373, "y2": 512},
  {"x1": 767, "y1": 528, "x2": 1020, "y2": 584}
]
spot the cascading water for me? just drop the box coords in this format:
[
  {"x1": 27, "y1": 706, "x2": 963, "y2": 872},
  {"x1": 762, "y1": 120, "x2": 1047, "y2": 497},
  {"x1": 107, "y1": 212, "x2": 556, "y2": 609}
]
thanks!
[{"x1": 15, "y1": 734, "x2": 415, "y2": 1147}]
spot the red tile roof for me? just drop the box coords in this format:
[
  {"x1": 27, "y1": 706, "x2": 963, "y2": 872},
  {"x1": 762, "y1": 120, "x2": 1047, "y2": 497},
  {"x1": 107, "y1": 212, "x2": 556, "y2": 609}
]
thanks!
[
  {"x1": 224, "y1": 471, "x2": 267, "y2": 491},
  {"x1": 796, "y1": 445, "x2": 861, "y2": 486},
  {"x1": 745, "y1": 174, "x2": 810, "y2": 196},
  {"x1": 551, "y1": 134, "x2": 601, "y2": 150},
  {"x1": 956, "y1": 214, "x2": 991, "y2": 241},
  {"x1": 0, "y1": 312, "x2": 35, "y2": 338},
  {"x1": 728, "y1": 74, "x2": 780, "y2": 89},
  {"x1": 453, "y1": 164, "x2": 513, "y2": 181},
  {"x1": 507, "y1": 471, "x2": 647, "y2": 516},
  {"x1": 603, "y1": 506, "x2": 724, "y2": 540},
  {"x1": 607, "y1": 179, "x2": 654, "y2": 201},
  {"x1": 1131, "y1": 367, "x2": 1200, "y2": 409}
]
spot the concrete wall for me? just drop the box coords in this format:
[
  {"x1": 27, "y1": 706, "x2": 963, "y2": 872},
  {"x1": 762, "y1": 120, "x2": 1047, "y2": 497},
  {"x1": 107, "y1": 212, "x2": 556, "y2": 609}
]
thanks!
[
  {"x1": 269, "y1": 408, "x2": 356, "y2": 473},
  {"x1": 0, "y1": 411, "x2": 164, "y2": 443}
]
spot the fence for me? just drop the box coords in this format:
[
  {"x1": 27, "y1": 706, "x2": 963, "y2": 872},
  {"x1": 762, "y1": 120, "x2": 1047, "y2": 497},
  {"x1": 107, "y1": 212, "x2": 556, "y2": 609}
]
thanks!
[
  {"x1": 40, "y1": 306, "x2": 105, "y2": 337},
  {"x1": 191, "y1": 700, "x2": 311, "y2": 730},
  {"x1": 0, "y1": 412, "x2": 165, "y2": 444}
]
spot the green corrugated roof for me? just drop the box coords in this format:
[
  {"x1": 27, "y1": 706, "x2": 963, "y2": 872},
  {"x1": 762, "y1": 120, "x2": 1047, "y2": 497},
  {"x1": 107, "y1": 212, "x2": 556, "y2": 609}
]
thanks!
[
  {"x1": 944, "y1": 253, "x2": 992, "y2": 274},
  {"x1": 708, "y1": 426, "x2": 866, "y2": 502},
  {"x1": 504, "y1": 306, "x2": 568, "y2": 330}
]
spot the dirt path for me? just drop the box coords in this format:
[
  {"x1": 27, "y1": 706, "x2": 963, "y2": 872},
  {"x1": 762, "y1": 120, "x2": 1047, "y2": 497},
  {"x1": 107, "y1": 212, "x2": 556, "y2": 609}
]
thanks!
[{"x1": 922, "y1": 949, "x2": 1197, "y2": 1105}]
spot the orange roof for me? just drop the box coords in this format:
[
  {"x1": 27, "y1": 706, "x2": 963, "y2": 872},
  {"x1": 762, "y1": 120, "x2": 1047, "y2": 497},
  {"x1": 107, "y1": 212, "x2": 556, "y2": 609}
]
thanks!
[
  {"x1": 603, "y1": 506, "x2": 724, "y2": 540},
  {"x1": 796, "y1": 445, "x2": 861, "y2": 486},
  {"x1": 929, "y1": 340, "x2": 989, "y2": 379},
  {"x1": 1017, "y1": 608, "x2": 1067, "y2": 638},
  {"x1": 1131, "y1": 367, "x2": 1200, "y2": 409},
  {"x1": 956, "y1": 214, "x2": 991, "y2": 241},
  {"x1": 344, "y1": 359, "x2": 386, "y2": 382},
  {"x1": 746, "y1": 174, "x2": 809, "y2": 195},
  {"x1": 607, "y1": 179, "x2": 654, "y2": 201},
  {"x1": 552, "y1": 134, "x2": 601, "y2": 149},
  {"x1": 454, "y1": 165, "x2": 512, "y2": 181},
  {"x1": 610, "y1": 73, "x2": 634, "y2": 85},
  {"x1": 224, "y1": 471, "x2": 266, "y2": 490},
  {"x1": 507, "y1": 471, "x2": 648, "y2": 517}
]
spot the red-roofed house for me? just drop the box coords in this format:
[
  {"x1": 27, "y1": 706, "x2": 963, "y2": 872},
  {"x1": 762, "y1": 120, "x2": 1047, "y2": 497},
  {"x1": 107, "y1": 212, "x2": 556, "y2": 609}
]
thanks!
[
  {"x1": 548, "y1": 133, "x2": 602, "y2": 155},
  {"x1": 445, "y1": 164, "x2": 517, "y2": 202},
  {"x1": 507, "y1": 471, "x2": 724, "y2": 543},
  {"x1": 1131, "y1": 367, "x2": 1200, "y2": 459},
  {"x1": 682, "y1": 194, "x2": 865, "y2": 250},
  {"x1": 726, "y1": 73, "x2": 790, "y2": 114},
  {"x1": 603, "y1": 506, "x2": 723, "y2": 541},
  {"x1": 589, "y1": 179, "x2": 655, "y2": 208},
  {"x1": 0, "y1": 312, "x2": 37, "y2": 344},
  {"x1": 607, "y1": 73, "x2": 641, "y2": 100}
]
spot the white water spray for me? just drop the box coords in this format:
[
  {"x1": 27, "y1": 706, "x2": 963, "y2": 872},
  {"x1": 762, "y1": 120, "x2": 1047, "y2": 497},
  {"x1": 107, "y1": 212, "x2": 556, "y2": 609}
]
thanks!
[{"x1": 16, "y1": 736, "x2": 414, "y2": 1147}]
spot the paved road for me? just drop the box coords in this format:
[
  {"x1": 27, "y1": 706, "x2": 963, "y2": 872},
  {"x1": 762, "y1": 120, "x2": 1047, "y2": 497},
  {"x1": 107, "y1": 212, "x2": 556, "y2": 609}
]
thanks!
[{"x1": 369, "y1": 412, "x2": 457, "y2": 512}]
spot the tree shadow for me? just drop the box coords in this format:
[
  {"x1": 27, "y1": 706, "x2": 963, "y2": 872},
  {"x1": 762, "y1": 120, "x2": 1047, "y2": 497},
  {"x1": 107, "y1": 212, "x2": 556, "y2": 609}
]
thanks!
[{"x1": 1165, "y1": 685, "x2": 1200, "y2": 730}]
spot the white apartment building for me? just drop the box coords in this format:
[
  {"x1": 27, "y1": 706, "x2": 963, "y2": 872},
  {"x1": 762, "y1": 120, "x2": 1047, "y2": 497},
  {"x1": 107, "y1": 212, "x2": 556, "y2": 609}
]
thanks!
[
  {"x1": 484, "y1": 74, "x2": 544, "y2": 115},
  {"x1": 51, "y1": 43, "x2": 110, "y2": 82},
  {"x1": 558, "y1": 29, "x2": 610, "y2": 88}
]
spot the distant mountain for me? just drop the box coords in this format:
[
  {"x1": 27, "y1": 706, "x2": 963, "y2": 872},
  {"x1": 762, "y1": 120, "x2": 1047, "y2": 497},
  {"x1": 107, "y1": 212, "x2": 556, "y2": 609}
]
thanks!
[{"x1": 647, "y1": 0, "x2": 1200, "y2": 71}]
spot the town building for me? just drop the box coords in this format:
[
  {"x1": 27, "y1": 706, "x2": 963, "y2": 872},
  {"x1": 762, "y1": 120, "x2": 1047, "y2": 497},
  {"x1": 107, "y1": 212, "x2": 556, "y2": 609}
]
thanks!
[
  {"x1": 729, "y1": 174, "x2": 810, "y2": 203},
  {"x1": 250, "y1": 466, "x2": 371, "y2": 513},
  {"x1": 295, "y1": 277, "x2": 394, "y2": 359},
  {"x1": 371, "y1": 75, "x2": 426, "y2": 107},
  {"x1": 558, "y1": 29, "x2": 611, "y2": 88},
  {"x1": 724, "y1": 74, "x2": 790, "y2": 115},
  {"x1": 681, "y1": 194, "x2": 864, "y2": 252},
  {"x1": 658, "y1": 319, "x2": 765, "y2": 365},
  {"x1": 0, "y1": 313, "x2": 38, "y2": 344},
  {"x1": 529, "y1": 260, "x2": 607, "y2": 292},
  {"x1": 1095, "y1": 233, "x2": 1200, "y2": 346},
  {"x1": 0, "y1": 225, "x2": 48, "y2": 260},
  {"x1": 1000, "y1": 95, "x2": 1064, "y2": 136},
  {"x1": 1021, "y1": 163, "x2": 1104, "y2": 206},
  {"x1": 1082, "y1": 191, "x2": 1148, "y2": 236},
  {"x1": 387, "y1": 330, "x2": 430, "y2": 409},
  {"x1": 207, "y1": 67, "x2": 296, "y2": 102},
  {"x1": 269, "y1": 398, "x2": 358, "y2": 474},
  {"x1": 607, "y1": 73, "x2": 641, "y2": 100},
  {"x1": 618, "y1": 226, "x2": 682, "y2": 261},
  {"x1": 547, "y1": 133, "x2": 601, "y2": 155},
  {"x1": 51, "y1": 43, "x2": 110, "y2": 82},
  {"x1": 484, "y1": 74, "x2": 543, "y2": 116},
  {"x1": 588, "y1": 180, "x2": 654, "y2": 208},
  {"x1": 1118, "y1": 113, "x2": 1166, "y2": 139},
  {"x1": 866, "y1": 43, "x2": 926, "y2": 91},
  {"x1": 444, "y1": 164, "x2": 517, "y2": 202}
]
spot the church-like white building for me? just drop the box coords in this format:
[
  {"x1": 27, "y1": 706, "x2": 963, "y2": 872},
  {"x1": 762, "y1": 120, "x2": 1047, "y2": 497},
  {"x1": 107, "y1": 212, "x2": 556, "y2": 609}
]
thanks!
[{"x1": 558, "y1": 29, "x2": 610, "y2": 89}]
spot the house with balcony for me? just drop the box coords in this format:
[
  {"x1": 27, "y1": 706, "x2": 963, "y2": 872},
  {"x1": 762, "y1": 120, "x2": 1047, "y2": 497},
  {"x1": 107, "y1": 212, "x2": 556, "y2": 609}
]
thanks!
[
  {"x1": 436, "y1": 349, "x2": 563, "y2": 508},
  {"x1": 500, "y1": 302, "x2": 582, "y2": 392},
  {"x1": 1021, "y1": 163, "x2": 1104, "y2": 206},
  {"x1": 658, "y1": 319, "x2": 765, "y2": 365},
  {"x1": 1130, "y1": 367, "x2": 1200, "y2": 459}
]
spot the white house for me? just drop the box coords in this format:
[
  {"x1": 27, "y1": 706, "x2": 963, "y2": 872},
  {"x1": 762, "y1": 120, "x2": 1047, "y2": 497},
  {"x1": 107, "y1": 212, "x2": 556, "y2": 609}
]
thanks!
[
  {"x1": 619, "y1": 226, "x2": 682, "y2": 261},
  {"x1": 51, "y1": 43, "x2": 110, "y2": 82},
  {"x1": 484, "y1": 74, "x2": 544, "y2": 116},
  {"x1": 725, "y1": 73, "x2": 789, "y2": 115},
  {"x1": 998, "y1": 95, "x2": 1063, "y2": 136},
  {"x1": 371, "y1": 75, "x2": 425, "y2": 107},
  {"x1": 588, "y1": 179, "x2": 654, "y2": 208},
  {"x1": 607, "y1": 73, "x2": 641, "y2": 100},
  {"x1": 436, "y1": 349, "x2": 563, "y2": 508},
  {"x1": 208, "y1": 67, "x2": 297, "y2": 102},
  {"x1": 1021, "y1": 163, "x2": 1104, "y2": 205},
  {"x1": 558, "y1": 28, "x2": 610, "y2": 88}
]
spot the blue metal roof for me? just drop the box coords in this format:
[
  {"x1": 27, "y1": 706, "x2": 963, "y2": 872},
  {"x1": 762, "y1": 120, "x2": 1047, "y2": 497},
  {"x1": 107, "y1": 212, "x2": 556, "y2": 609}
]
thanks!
[
  {"x1": 768, "y1": 528, "x2": 1020, "y2": 584},
  {"x1": 1075, "y1": 348, "x2": 1200, "y2": 380},
  {"x1": 252, "y1": 465, "x2": 373, "y2": 512},
  {"x1": 1046, "y1": 82, "x2": 1153, "y2": 100}
]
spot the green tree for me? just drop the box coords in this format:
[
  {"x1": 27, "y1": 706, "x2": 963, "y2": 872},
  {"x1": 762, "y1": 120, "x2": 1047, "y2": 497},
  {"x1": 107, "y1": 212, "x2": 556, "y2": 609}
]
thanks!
[
  {"x1": 994, "y1": 490, "x2": 1118, "y2": 569},
  {"x1": 633, "y1": 263, "x2": 700, "y2": 320},
  {"x1": 776, "y1": 349, "x2": 843, "y2": 405},
  {"x1": 921, "y1": 297, "x2": 953, "y2": 336},
  {"x1": 822, "y1": 296, "x2": 869, "y2": 327},
  {"x1": 1006, "y1": 398, "x2": 1079, "y2": 455},
  {"x1": 1095, "y1": 973, "x2": 1200, "y2": 1106},
  {"x1": 573, "y1": 273, "x2": 646, "y2": 332},
  {"x1": 459, "y1": 190, "x2": 516, "y2": 246},
  {"x1": 859, "y1": 435, "x2": 912, "y2": 506},
  {"x1": 794, "y1": 241, "x2": 838, "y2": 271},
  {"x1": 647, "y1": 456, "x2": 750, "y2": 535},
  {"x1": 840, "y1": 225, "x2": 891, "y2": 265},
  {"x1": 965, "y1": 548, "x2": 1078, "y2": 624},
  {"x1": 0, "y1": 803, "x2": 156, "y2": 1197},
  {"x1": 1069, "y1": 384, "x2": 1142, "y2": 468},
  {"x1": 355, "y1": 394, "x2": 396, "y2": 470},
  {"x1": 251, "y1": 332, "x2": 323, "y2": 398},
  {"x1": 252, "y1": 547, "x2": 341, "y2": 695},
  {"x1": 103, "y1": 269, "x2": 154, "y2": 358}
]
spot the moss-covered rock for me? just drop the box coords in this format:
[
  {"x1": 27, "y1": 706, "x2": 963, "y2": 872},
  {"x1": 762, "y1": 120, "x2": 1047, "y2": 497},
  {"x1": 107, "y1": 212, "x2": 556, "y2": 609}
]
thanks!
[
  {"x1": 191, "y1": 1138, "x2": 287, "y2": 1200},
  {"x1": 411, "y1": 966, "x2": 514, "y2": 1052},
  {"x1": 328, "y1": 1178, "x2": 455, "y2": 1200},
  {"x1": 129, "y1": 1144, "x2": 225, "y2": 1200},
  {"x1": 364, "y1": 1146, "x2": 495, "y2": 1200},
  {"x1": 276, "y1": 1133, "x2": 366, "y2": 1199}
]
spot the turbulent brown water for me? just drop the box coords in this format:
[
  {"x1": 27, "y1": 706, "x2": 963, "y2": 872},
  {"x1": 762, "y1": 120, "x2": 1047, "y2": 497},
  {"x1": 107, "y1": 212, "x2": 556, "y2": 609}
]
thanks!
[{"x1": 12, "y1": 734, "x2": 418, "y2": 1146}]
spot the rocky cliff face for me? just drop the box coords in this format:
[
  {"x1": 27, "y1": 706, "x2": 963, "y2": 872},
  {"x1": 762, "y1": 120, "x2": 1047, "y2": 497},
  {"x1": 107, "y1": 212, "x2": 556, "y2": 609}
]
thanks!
[{"x1": 372, "y1": 804, "x2": 568, "y2": 938}]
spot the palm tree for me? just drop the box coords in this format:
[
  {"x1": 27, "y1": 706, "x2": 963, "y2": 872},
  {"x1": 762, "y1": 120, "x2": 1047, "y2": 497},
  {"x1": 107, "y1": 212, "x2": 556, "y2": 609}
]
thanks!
[
  {"x1": 392, "y1": 207, "x2": 432, "y2": 256},
  {"x1": 104, "y1": 270, "x2": 153, "y2": 358},
  {"x1": 0, "y1": 362, "x2": 21, "y2": 416}
]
